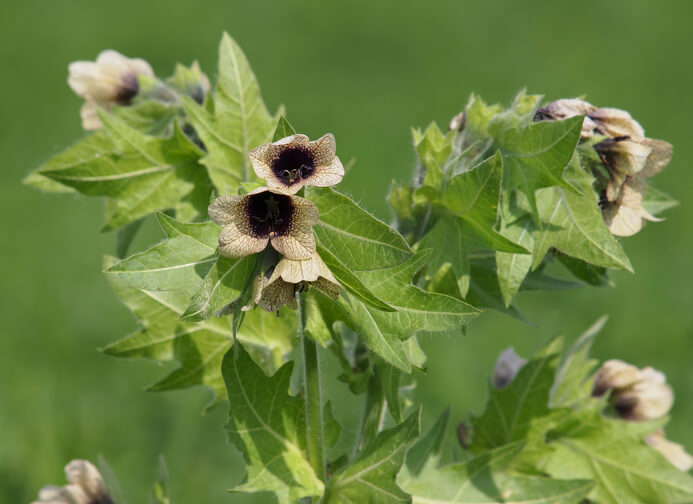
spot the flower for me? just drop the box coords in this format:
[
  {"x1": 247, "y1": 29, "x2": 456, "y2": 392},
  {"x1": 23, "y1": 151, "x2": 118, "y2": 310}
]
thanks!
[
  {"x1": 208, "y1": 188, "x2": 319, "y2": 260},
  {"x1": 601, "y1": 175, "x2": 662, "y2": 237},
  {"x1": 249, "y1": 134, "x2": 344, "y2": 194},
  {"x1": 613, "y1": 366, "x2": 674, "y2": 421},
  {"x1": 492, "y1": 347, "x2": 527, "y2": 389},
  {"x1": 68, "y1": 50, "x2": 154, "y2": 130},
  {"x1": 254, "y1": 253, "x2": 340, "y2": 313},
  {"x1": 592, "y1": 359, "x2": 641, "y2": 396},
  {"x1": 645, "y1": 430, "x2": 693, "y2": 472},
  {"x1": 593, "y1": 361, "x2": 674, "y2": 421},
  {"x1": 32, "y1": 459, "x2": 114, "y2": 504},
  {"x1": 534, "y1": 98, "x2": 644, "y2": 138},
  {"x1": 594, "y1": 136, "x2": 672, "y2": 201}
]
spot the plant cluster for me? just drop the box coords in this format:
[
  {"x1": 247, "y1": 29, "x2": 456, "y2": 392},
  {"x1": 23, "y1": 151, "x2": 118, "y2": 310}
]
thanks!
[{"x1": 25, "y1": 33, "x2": 690, "y2": 504}]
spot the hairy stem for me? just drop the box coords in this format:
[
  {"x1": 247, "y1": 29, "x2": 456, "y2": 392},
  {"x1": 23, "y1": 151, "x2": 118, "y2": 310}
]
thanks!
[{"x1": 298, "y1": 293, "x2": 326, "y2": 485}]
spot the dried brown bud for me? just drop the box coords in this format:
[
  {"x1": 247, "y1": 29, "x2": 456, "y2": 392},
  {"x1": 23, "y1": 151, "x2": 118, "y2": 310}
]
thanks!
[{"x1": 492, "y1": 347, "x2": 527, "y2": 389}]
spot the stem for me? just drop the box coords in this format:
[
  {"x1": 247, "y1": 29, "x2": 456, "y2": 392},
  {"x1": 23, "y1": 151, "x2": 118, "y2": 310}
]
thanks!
[{"x1": 298, "y1": 293, "x2": 326, "y2": 484}]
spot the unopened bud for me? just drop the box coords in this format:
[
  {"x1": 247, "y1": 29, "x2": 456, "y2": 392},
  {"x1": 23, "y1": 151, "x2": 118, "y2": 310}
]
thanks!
[
  {"x1": 492, "y1": 347, "x2": 527, "y2": 389},
  {"x1": 449, "y1": 111, "x2": 465, "y2": 131}
]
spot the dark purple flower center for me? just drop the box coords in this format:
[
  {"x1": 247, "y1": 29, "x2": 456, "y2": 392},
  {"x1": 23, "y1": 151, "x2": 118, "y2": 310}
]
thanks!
[
  {"x1": 246, "y1": 192, "x2": 293, "y2": 238},
  {"x1": 115, "y1": 72, "x2": 140, "y2": 105},
  {"x1": 271, "y1": 146, "x2": 315, "y2": 186}
]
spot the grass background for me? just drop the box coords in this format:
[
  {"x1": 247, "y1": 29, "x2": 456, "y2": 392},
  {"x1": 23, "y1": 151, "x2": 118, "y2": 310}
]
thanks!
[{"x1": 2, "y1": 0, "x2": 692, "y2": 502}]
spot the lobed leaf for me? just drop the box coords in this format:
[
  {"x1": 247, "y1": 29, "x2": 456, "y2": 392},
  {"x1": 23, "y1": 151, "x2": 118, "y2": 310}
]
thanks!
[
  {"x1": 324, "y1": 410, "x2": 421, "y2": 504},
  {"x1": 181, "y1": 33, "x2": 276, "y2": 194},
  {"x1": 222, "y1": 345, "x2": 324, "y2": 503}
]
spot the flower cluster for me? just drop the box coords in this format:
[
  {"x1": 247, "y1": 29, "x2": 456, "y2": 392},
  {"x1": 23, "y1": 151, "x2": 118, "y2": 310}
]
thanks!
[
  {"x1": 32, "y1": 459, "x2": 114, "y2": 504},
  {"x1": 536, "y1": 99, "x2": 672, "y2": 236},
  {"x1": 209, "y1": 134, "x2": 345, "y2": 312},
  {"x1": 592, "y1": 359, "x2": 692, "y2": 471}
]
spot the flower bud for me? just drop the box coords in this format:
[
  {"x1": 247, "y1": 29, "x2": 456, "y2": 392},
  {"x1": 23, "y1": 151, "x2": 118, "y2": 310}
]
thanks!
[
  {"x1": 592, "y1": 359, "x2": 641, "y2": 396},
  {"x1": 492, "y1": 347, "x2": 527, "y2": 389},
  {"x1": 646, "y1": 430, "x2": 693, "y2": 472}
]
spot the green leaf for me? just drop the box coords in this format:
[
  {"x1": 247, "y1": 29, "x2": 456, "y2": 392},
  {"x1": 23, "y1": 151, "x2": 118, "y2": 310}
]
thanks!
[
  {"x1": 106, "y1": 213, "x2": 218, "y2": 295},
  {"x1": 403, "y1": 408, "x2": 450, "y2": 478},
  {"x1": 379, "y1": 361, "x2": 403, "y2": 424},
  {"x1": 273, "y1": 115, "x2": 296, "y2": 141},
  {"x1": 550, "y1": 316, "x2": 606, "y2": 408},
  {"x1": 542, "y1": 411, "x2": 693, "y2": 504},
  {"x1": 355, "y1": 252, "x2": 480, "y2": 337},
  {"x1": 442, "y1": 152, "x2": 530, "y2": 256},
  {"x1": 25, "y1": 131, "x2": 115, "y2": 194},
  {"x1": 532, "y1": 156, "x2": 633, "y2": 272},
  {"x1": 495, "y1": 194, "x2": 535, "y2": 307},
  {"x1": 39, "y1": 112, "x2": 209, "y2": 230},
  {"x1": 556, "y1": 253, "x2": 612, "y2": 287},
  {"x1": 324, "y1": 410, "x2": 421, "y2": 504},
  {"x1": 316, "y1": 244, "x2": 396, "y2": 312},
  {"x1": 643, "y1": 184, "x2": 679, "y2": 216},
  {"x1": 181, "y1": 33, "x2": 276, "y2": 194},
  {"x1": 181, "y1": 255, "x2": 257, "y2": 322},
  {"x1": 491, "y1": 113, "x2": 583, "y2": 220},
  {"x1": 465, "y1": 256, "x2": 529, "y2": 323},
  {"x1": 222, "y1": 345, "x2": 324, "y2": 503},
  {"x1": 412, "y1": 123, "x2": 454, "y2": 199},
  {"x1": 115, "y1": 217, "x2": 145, "y2": 258},
  {"x1": 328, "y1": 251, "x2": 478, "y2": 372},
  {"x1": 307, "y1": 187, "x2": 414, "y2": 271},
  {"x1": 402, "y1": 442, "x2": 593, "y2": 504},
  {"x1": 112, "y1": 100, "x2": 179, "y2": 136},
  {"x1": 471, "y1": 338, "x2": 566, "y2": 452},
  {"x1": 103, "y1": 256, "x2": 292, "y2": 410}
]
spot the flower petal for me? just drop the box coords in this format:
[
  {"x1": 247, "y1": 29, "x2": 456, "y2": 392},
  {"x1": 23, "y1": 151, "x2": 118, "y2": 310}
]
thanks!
[
  {"x1": 80, "y1": 101, "x2": 103, "y2": 131},
  {"x1": 309, "y1": 156, "x2": 345, "y2": 188},
  {"x1": 307, "y1": 133, "x2": 337, "y2": 166},
  {"x1": 589, "y1": 107, "x2": 645, "y2": 137},
  {"x1": 269, "y1": 196, "x2": 318, "y2": 260},
  {"x1": 208, "y1": 194, "x2": 245, "y2": 226},
  {"x1": 219, "y1": 224, "x2": 269, "y2": 257},
  {"x1": 258, "y1": 278, "x2": 297, "y2": 312}
]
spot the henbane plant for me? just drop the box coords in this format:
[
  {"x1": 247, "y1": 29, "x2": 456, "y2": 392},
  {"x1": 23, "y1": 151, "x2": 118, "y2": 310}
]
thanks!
[{"x1": 25, "y1": 33, "x2": 691, "y2": 504}]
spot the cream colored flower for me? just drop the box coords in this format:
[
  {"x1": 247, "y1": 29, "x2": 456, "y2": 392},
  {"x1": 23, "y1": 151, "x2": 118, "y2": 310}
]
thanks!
[
  {"x1": 592, "y1": 359, "x2": 641, "y2": 396},
  {"x1": 32, "y1": 459, "x2": 113, "y2": 504},
  {"x1": 68, "y1": 50, "x2": 154, "y2": 130},
  {"x1": 613, "y1": 367, "x2": 674, "y2": 421},
  {"x1": 254, "y1": 253, "x2": 340, "y2": 313},
  {"x1": 249, "y1": 134, "x2": 344, "y2": 194},
  {"x1": 646, "y1": 429, "x2": 693, "y2": 472},
  {"x1": 535, "y1": 98, "x2": 644, "y2": 139},
  {"x1": 535, "y1": 98, "x2": 599, "y2": 138},
  {"x1": 602, "y1": 176, "x2": 661, "y2": 237},
  {"x1": 208, "y1": 188, "x2": 319, "y2": 260},
  {"x1": 595, "y1": 136, "x2": 672, "y2": 201},
  {"x1": 492, "y1": 347, "x2": 527, "y2": 389}
]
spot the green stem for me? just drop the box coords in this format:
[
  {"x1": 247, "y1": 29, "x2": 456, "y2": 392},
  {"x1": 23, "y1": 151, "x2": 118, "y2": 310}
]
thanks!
[{"x1": 298, "y1": 293, "x2": 326, "y2": 484}]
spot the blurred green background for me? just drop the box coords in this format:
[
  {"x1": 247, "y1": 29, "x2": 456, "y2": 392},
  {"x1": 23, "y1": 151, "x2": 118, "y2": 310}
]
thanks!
[{"x1": 2, "y1": 0, "x2": 692, "y2": 502}]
